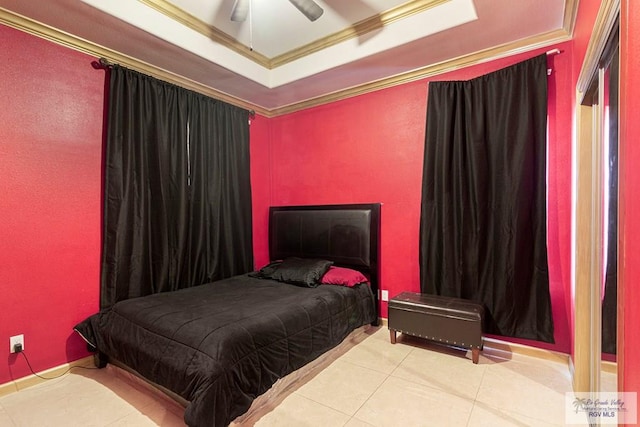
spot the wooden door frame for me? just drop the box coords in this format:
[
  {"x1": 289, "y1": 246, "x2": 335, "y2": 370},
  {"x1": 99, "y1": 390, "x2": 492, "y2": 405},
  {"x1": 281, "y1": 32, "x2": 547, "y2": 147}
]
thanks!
[{"x1": 573, "y1": 0, "x2": 620, "y2": 394}]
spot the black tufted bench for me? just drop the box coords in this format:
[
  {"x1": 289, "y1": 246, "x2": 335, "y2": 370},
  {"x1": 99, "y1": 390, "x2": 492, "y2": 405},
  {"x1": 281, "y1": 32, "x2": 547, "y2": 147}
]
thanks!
[{"x1": 388, "y1": 292, "x2": 484, "y2": 364}]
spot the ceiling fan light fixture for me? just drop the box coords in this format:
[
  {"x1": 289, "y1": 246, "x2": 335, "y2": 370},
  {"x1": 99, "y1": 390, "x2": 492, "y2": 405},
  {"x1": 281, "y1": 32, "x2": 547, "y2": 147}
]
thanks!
[
  {"x1": 288, "y1": 0, "x2": 324, "y2": 22},
  {"x1": 230, "y1": 0, "x2": 250, "y2": 22}
]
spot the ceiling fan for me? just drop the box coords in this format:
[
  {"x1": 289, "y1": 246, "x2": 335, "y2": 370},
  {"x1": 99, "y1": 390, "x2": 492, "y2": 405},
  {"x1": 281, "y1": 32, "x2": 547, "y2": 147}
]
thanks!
[{"x1": 230, "y1": 0, "x2": 324, "y2": 22}]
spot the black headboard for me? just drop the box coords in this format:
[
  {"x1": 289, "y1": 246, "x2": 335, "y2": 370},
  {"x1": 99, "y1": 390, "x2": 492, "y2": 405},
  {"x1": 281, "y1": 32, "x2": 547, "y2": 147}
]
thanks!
[{"x1": 269, "y1": 203, "x2": 381, "y2": 321}]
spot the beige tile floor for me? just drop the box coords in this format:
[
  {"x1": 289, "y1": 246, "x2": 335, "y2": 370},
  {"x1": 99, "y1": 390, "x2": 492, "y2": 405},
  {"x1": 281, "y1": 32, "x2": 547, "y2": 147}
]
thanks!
[{"x1": 0, "y1": 327, "x2": 613, "y2": 426}]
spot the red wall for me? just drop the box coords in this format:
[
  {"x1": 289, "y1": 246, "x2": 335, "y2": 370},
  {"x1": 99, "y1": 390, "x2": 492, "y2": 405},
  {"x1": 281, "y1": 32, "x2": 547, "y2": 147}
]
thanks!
[
  {"x1": 0, "y1": 24, "x2": 280, "y2": 385},
  {"x1": 249, "y1": 114, "x2": 272, "y2": 270},
  {"x1": 252, "y1": 45, "x2": 575, "y2": 353},
  {"x1": 3, "y1": 3, "x2": 621, "y2": 384},
  {"x1": 0, "y1": 25, "x2": 104, "y2": 384},
  {"x1": 619, "y1": 0, "x2": 640, "y2": 406}
]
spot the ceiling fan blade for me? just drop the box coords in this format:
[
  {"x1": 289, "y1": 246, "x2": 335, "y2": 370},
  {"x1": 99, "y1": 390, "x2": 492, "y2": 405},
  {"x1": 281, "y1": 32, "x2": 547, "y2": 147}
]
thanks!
[
  {"x1": 288, "y1": 0, "x2": 324, "y2": 22},
  {"x1": 230, "y1": 0, "x2": 250, "y2": 22}
]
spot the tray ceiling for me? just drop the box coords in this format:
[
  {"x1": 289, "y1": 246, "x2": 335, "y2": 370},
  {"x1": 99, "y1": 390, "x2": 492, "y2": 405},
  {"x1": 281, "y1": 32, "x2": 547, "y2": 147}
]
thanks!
[{"x1": 0, "y1": 0, "x2": 574, "y2": 115}]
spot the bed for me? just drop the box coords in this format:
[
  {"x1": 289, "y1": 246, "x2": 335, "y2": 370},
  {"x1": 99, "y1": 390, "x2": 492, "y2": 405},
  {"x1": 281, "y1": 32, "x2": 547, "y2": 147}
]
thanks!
[{"x1": 74, "y1": 203, "x2": 381, "y2": 427}]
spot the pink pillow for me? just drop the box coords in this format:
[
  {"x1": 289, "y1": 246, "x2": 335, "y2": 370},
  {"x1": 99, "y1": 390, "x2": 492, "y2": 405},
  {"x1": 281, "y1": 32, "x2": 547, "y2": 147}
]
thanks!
[{"x1": 321, "y1": 266, "x2": 369, "y2": 287}]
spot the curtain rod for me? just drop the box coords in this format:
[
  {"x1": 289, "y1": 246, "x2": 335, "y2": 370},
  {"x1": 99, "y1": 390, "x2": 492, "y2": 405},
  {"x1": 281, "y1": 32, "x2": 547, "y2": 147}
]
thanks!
[
  {"x1": 546, "y1": 49, "x2": 562, "y2": 76},
  {"x1": 91, "y1": 57, "x2": 113, "y2": 69},
  {"x1": 95, "y1": 57, "x2": 256, "y2": 118}
]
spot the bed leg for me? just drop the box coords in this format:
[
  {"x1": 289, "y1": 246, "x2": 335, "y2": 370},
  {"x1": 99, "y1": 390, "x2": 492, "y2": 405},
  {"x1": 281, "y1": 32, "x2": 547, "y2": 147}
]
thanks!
[
  {"x1": 94, "y1": 352, "x2": 109, "y2": 369},
  {"x1": 390, "y1": 329, "x2": 397, "y2": 344}
]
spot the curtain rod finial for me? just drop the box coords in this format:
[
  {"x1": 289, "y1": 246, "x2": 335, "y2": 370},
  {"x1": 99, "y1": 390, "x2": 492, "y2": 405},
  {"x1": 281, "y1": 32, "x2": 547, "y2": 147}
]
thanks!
[{"x1": 92, "y1": 57, "x2": 112, "y2": 70}]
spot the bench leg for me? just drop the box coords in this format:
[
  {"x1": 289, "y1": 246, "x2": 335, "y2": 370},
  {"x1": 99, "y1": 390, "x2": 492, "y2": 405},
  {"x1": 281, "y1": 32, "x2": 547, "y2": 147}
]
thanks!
[
  {"x1": 390, "y1": 329, "x2": 397, "y2": 344},
  {"x1": 472, "y1": 348, "x2": 480, "y2": 364}
]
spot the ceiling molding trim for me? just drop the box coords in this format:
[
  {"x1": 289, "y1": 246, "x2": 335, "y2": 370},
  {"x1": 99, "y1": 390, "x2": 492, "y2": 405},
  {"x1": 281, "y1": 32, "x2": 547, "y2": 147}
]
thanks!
[
  {"x1": 139, "y1": 0, "x2": 448, "y2": 70},
  {"x1": 270, "y1": 0, "x2": 450, "y2": 68},
  {"x1": 0, "y1": 7, "x2": 269, "y2": 117},
  {"x1": 269, "y1": 28, "x2": 572, "y2": 117},
  {"x1": 0, "y1": 7, "x2": 97, "y2": 59},
  {"x1": 0, "y1": 6, "x2": 573, "y2": 119},
  {"x1": 138, "y1": 0, "x2": 271, "y2": 67},
  {"x1": 576, "y1": 0, "x2": 620, "y2": 96},
  {"x1": 563, "y1": 0, "x2": 580, "y2": 36}
]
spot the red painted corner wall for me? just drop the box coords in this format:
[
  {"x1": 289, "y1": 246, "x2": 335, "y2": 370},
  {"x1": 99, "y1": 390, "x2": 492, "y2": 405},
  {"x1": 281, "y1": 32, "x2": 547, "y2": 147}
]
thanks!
[
  {"x1": 0, "y1": 24, "x2": 103, "y2": 384},
  {"x1": 0, "y1": 9, "x2": 593, "y2": 387},
  {"x1": 249, "y1": 114, "x2": 272, "y2": 270},
  {"x1": 253, "y1": 45, "x2": 574, "y2": 353}
]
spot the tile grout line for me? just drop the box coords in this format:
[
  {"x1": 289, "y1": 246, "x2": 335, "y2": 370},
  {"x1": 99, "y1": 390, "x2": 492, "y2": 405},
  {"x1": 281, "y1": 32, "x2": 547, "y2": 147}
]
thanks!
[
  {"x1": 290, "y1": 357, "x2": 388, "y2": 420},
  {"x1": 347, "y1": 372, "x2": 391, "y2": 425},
  {"x1": 467, "y1": 357, "x2": 575, "y2": 426},
  {"x1": 291, "y1": 389, "x2": 357, "y2": 419},
  {"x1": 0, "y1": 401, "x2": 18, "y2": 427},
  {"x1": 387, "y1": 340, "x2": 414, "y2": 378},
  {"x1": 301, "y1": 330, "x2": 413, "y2": 425},
  {"x1": 465, "y1": 359, "x2": 489, "y2": 427},
  {"x1": 346, "y1": 344, "x2": 416, "y2": 425}
]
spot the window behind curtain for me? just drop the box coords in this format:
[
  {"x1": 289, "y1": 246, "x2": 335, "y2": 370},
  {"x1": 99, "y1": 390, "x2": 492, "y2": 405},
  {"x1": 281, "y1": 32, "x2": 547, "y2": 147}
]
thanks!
[
  {"x1": 419, "y1": 54, "x2": 554, "y2": 343},
  {"x1": 100, "y1": 65, "x2": 253, "y2": 310}
]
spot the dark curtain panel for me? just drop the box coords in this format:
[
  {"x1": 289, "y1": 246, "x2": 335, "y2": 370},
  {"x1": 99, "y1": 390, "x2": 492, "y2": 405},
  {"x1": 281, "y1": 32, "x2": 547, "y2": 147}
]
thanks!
[
  {"x1": 186, "y1": 94, "x2": 253, "y2": 284},
  {"x1": 101, "y1": 66, "x2": 253, "y2": 310},
  {"x1": 602, "y1": 49, "x2": 619, "y2": 355},
  {"x1": 420, "y1": 54, "x2": 554, "y2": 343}
]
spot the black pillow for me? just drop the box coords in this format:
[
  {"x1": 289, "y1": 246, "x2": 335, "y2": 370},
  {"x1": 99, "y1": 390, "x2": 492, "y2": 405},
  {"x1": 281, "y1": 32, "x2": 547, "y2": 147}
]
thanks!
[
  {"x1": 254, "y1": 257, "x2": 333, "y2": 288},
  {"x1": 251, "y1": 260, "x2": 282, "y2": 278}
]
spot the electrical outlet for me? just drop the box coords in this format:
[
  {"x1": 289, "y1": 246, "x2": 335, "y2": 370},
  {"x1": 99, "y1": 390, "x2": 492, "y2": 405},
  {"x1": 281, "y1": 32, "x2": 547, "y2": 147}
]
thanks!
[
  {"x1": 381, "y1": 290, "x2": 389, "y2": 302},
  {"x1": 10, "y1": 334, "x2": 24, "y2": 353}
]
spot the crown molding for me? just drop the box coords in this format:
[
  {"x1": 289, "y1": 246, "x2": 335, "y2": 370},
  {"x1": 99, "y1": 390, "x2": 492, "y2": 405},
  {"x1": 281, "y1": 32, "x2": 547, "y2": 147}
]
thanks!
[
  {"x1": 139, "y1": 0, "x2": 448, "y2": 69},
  {"x1": 138, "y1": 0, "x2": 271, "y2": 68},
  {"x1": 563, "y1": 0, "x2": 580, "y2": 35},
  {"x1": 1, "y1": 6, "x2": 572, "y2": 118},
  {"x1": 270, "y1": 0, "x2": 449, "y2": 68},
  {"x1": 270, "y1": 28, "x2": 572, "y2": 116},
  {"x1": 0, "y1": 6, "x2": 269, "y2": 117},
  {"x1": 576, "y1": 0, "x2": 620, "y2": 97}
]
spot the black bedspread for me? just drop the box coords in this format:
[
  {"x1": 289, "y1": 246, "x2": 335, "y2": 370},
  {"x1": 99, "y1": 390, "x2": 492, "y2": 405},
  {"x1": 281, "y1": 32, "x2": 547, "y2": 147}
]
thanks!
[{"x1": 74, "y1": 274, "x2": 376, "y2": 426}]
